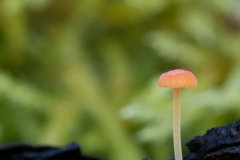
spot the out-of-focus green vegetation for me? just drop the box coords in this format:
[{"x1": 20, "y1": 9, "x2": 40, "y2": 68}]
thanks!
[{"x1": 0, "y1": 0, "x2": 240, "y2": 159}]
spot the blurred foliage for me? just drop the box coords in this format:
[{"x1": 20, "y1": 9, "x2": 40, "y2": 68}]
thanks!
[{"x1": 0, "y1": 0, "x2": 240, "y2": 159}]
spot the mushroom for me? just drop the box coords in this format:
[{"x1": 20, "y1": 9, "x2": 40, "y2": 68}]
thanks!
[{"x1": 158, "y1": 69, "x2": 197, "y2": 160}]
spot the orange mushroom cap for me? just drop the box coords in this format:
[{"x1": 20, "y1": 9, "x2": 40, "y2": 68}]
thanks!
[{"x1": 158, "y1": 69, "x2": 197, "y2": 88}]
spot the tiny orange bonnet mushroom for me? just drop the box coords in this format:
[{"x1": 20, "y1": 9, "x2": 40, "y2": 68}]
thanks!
[{"x1": 158, "y1": 69, "x2": 197, "y2": 160}]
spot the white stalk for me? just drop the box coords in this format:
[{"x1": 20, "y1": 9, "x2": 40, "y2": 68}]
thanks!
[{"x1": 173, "y1": 88, "x2": 182, "y2": 160}]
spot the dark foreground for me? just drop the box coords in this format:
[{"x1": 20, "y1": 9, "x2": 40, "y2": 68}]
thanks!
[
  {"x1": 171, "y1": 119, "x2": 240, "y2": 160},
  {"x1": 2, "y1": 120, "x2": 240, "y2": 160},
  {"x1": 0, "y1": 142, "x2": 106, "y2": 160}
]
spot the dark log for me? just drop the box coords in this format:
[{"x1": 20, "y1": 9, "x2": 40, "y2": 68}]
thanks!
[
  {"x1": 170, "y1": 120, "x2": 240, "y2": 160},
  {"x1": 3, "y1": 120, "x2": 240, "y2": 160},
  {"x1": 0, "y1": 142, "x2": 106, "y2": 160}
]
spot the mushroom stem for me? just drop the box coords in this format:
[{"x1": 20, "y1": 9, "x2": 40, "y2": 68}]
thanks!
[{"x1": 173, "y1": 88, "x2": 182, "y2": 160}]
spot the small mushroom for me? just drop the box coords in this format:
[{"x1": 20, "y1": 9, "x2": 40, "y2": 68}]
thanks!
[{"x1": 158, "y1": 69, "x2": 197, "y2": 160}]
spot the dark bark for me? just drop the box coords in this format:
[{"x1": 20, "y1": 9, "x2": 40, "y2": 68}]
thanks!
[
  {"x1": 170, "y1": 120, "x2": 240, "y2": 160},
  {"x1": 3, "y1": 120, "x2": 240, "y2": 160},
  {"x1": 0, "y1": 142, "x2": 106, "y2": 160}
]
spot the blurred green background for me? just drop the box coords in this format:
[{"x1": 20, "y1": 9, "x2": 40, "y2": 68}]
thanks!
[{"x1": 0, "y1": 0, "x2": 240, "y2": 159}]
